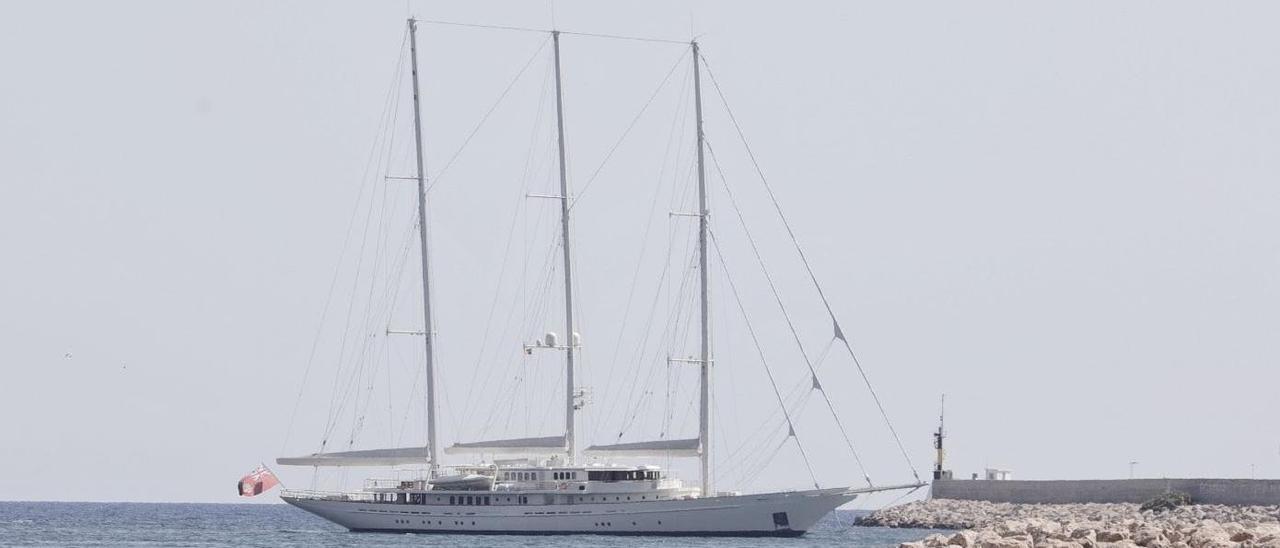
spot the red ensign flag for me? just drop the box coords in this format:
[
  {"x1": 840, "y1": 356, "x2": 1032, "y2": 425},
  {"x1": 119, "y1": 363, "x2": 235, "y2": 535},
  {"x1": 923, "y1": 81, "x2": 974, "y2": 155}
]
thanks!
[{"x1": 238, "y1": 465, "x2": 280, "y2": 497}]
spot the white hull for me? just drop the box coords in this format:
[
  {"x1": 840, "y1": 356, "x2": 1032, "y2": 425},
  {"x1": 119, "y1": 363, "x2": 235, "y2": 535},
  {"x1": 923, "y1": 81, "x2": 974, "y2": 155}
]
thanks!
[{"x1": 283, "y1": 487, "x2": 856, "y2": 537}]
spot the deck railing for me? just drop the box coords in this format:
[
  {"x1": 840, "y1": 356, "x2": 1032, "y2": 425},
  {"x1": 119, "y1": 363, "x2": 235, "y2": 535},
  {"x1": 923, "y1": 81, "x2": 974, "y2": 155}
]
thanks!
[{"x1": 280, "y1": 489, "x2": 377, "y2": 502}]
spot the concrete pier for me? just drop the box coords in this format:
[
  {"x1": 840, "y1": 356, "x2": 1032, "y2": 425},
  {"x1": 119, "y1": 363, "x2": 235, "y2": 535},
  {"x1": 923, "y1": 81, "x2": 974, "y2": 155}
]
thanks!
[{"x1": 932, "y1": 478, "x2": 1280, "y2": 506}]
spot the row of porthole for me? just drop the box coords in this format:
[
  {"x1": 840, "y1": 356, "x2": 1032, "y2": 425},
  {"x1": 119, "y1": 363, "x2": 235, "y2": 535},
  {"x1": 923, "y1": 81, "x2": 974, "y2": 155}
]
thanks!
[
  {"x1": 579, "y1": 495, "x2": 660, "y2": 502},
  {"x1": 392, "y1": 519, "x2": 478, "y2": 526},
  {"x1": 593, "y1": 520, "x2": 662, "y2": 527}
]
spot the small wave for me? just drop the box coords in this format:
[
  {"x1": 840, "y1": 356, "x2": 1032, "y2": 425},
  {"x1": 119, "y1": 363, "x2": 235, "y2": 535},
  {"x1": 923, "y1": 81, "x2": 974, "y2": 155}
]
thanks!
[
  {"x1": 275, "y1": 528, "x2": 328, "y2": 535},
  {"x1": 5, "y1": 519, "x2": 34, "y2": 525}
]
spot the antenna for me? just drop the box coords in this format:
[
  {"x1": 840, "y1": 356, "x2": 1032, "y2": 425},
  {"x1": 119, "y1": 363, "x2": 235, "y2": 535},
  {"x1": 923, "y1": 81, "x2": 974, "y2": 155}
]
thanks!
[{"x1": 932, "y1": 394, "x2": 951, "y2": 480}]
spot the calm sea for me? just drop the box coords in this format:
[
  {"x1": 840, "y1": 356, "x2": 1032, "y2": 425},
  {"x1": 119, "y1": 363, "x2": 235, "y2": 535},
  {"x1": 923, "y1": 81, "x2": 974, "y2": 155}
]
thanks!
[{"x1": 0, "y1": 502, "x2": 945, "y2": 547}]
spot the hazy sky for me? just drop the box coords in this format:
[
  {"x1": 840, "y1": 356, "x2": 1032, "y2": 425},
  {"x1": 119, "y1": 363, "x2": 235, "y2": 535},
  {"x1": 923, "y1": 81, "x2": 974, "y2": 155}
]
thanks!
[{"x1": 2, "y1": 1, "x2": 1278, "y2": 505}]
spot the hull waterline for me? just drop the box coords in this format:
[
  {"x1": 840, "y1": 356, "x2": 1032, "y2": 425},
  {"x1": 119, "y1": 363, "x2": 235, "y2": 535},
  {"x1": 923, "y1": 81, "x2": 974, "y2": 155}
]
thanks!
[{"x1": 283, "y1": 487, "x2": 856, "y2": 537}]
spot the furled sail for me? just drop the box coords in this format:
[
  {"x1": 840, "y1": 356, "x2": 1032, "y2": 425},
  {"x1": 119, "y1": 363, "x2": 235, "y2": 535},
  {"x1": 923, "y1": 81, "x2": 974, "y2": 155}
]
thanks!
[
  {"x1": 444, "y1": 435, "x2": 567, "y2": 455},
  {"x1": 583, "y1": 438, "x2": 700, "y2": 457},
  {"x1": 276, "y1": 446, "x2": 429, "y2": 467}
]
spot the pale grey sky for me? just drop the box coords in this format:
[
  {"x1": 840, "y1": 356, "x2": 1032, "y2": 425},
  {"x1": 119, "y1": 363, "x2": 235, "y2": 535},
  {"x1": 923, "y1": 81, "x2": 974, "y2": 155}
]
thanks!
[{"x1": 1, "y1": 1, "x2": 1277, "y2": 505}]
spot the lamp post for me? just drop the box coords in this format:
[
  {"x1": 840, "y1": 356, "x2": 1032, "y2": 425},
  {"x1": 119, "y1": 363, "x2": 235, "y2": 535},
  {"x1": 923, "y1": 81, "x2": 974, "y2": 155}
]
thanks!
[{"x1": 1129, "y1": 461, "x2": 1139, "y2": 479}]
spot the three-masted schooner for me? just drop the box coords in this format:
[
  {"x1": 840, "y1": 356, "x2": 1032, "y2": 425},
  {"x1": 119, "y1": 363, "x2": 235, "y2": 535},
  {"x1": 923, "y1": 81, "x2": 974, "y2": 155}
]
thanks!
[{"x1": 276, "y1": 18, "x2": 923, "y2": 536}]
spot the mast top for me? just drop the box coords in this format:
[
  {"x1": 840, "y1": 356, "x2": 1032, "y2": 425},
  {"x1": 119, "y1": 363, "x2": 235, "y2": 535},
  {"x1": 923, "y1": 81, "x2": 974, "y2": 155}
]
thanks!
[{"x1": 407, "y1": 18, "x2": 688, "y2": 45}]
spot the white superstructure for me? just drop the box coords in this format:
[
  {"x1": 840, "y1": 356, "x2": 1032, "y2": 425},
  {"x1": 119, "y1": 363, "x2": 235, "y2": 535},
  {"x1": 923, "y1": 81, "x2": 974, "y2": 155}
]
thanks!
[{"x1": 276, "y1": 17, "x2": 923, "y2": 537}]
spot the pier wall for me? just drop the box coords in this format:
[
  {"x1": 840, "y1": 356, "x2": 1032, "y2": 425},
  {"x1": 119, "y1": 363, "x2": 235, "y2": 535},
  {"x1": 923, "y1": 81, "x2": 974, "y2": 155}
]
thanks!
[{"x1": 932, "y1": 479, "x2": 1280, "y2": 506}]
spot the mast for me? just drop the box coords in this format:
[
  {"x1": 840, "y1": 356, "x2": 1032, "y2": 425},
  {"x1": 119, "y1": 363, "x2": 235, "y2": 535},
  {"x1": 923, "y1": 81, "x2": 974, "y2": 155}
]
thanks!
[
  {"x1": 933, "y1": 394, "x2": 947, "y2": 480},
  {"x1": 551, "y1": 30, "x2": 578, "y2": 464},
  {"x1": 407, "y1": 18, "x2": 439, "y2": 476},
  {"x1": 691, "y1": 40, "x2": 713, "y2": 497}
]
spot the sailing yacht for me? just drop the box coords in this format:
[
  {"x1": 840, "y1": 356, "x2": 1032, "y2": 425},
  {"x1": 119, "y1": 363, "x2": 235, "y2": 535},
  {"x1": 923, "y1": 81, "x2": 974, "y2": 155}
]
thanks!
[{"x1": 277, "y1": 18, "x2": 922, "y2": 536}]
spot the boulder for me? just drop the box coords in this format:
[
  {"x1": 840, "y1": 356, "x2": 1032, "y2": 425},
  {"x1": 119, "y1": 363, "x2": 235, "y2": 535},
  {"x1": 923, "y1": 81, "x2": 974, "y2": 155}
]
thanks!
[
  {"x1": 1036, "y1": 540, "x2": 1083, "y2": 548},
  {"x1": 922, "y1": 533, "x2": 951, "y2": 547},
  {"x1": 948, "y1": 531, "x2": 978, "y2": 547},
  {"x1": 1131, "y1": 526, "x2": 1167, "y2": 547},
  {"x1": 976, "y1": 538, "x2": 1030, "y2": 548},
  {"x1": 1096, "y1": 530, "x2": 1129, "y2": 542},
  {"x1": 1187, "y1": 521, "x2": 1232, "y2": 548}
]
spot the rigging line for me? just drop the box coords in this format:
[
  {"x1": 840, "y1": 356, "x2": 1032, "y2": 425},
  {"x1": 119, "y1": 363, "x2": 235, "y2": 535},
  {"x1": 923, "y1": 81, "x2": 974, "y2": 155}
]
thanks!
[
  {"x1": 615, "y1": 241, "x2": 698, "y2": 438},
  {"x1": 709, "y1": 228, "x2": 820, "y2": 490},
  {"x1": 471, "y1": 78, "x2": 552, "y2": 433},
  {"x1": 812, "y1": 337, "x2": 836, "y2": 372},
  {"x1": 706, "y1": 139, "x2": 872, "y2": 487},
  {"x1": 596, "y1": 61, "x2": 692, "y2": 430},
  {"x1": 480, "y1": 236, "x2": 562, "y2": 436},
  {"x1": 606, "y1": 181, "x2": 692, "y2": 436},
  {"x1": 412, "y1": 18, "x2": 689, "y2": 45},
  {"x1": 568, "y1": 50, "x2": 688, "y2": 209},
  {"x1": 282, "y1": 27, "x2": 409, "y2": 455},
  {"x1": 596, "y1": 151, "x2": 693, "y2": 439},
  {"x1": 394, "y1": 340, "x2": 423, "y2": 444},
  {"x1": 426, "y1": 35, "x2": 551, "y2": 193},
  {"x1": 331, "y1": 211, "x2": 416, "y2": 444},
  {"x1": 324, "y1": 83, "x2": 413, "y2": 446},
  {"x1": 701, "y1": 53, "x2": 921, "y2": 481},
  {"x1": 322, "y1": 109, "x2": 405, "y2": 445},
  {"x1": 591, "y1": 213, "x2": 678, "y2": 440},
  {"x1": 458, "y1": 167, "x2": 537, "y2": 419}
]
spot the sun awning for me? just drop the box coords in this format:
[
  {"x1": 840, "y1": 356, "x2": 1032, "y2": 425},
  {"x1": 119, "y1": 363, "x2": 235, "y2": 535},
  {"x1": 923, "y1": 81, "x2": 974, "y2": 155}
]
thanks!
[
  {"x1": 444, "y1": 435, "x2": 567, "y2": 455},
  {"x1": 583, "y1": 438, "x2": 700, "y2": 457},
  {"x1": 276, "y1": 446, "x2": 429, "y2": 467}
]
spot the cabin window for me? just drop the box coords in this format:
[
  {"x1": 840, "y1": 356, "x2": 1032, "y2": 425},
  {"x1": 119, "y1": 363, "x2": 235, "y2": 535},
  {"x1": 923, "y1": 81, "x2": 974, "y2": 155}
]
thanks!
[
  {"x1": 449, "y1": 496, "x2": 456, "y2": 505},
  {"x1": 466, "y1": 496, "x2": 473, "y2": 505},
  {"x1": 588, "y1": 470, "x2": 649, "y2": 482},
  {"x1": 484, "y1": 496, "x2": 491, "y2": 505}
]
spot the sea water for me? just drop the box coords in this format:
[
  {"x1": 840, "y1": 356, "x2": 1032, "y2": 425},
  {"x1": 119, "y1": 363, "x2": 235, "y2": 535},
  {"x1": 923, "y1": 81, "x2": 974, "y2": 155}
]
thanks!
[{"x1": 0, "y1": 502, "x2": 947, "y2": 547}]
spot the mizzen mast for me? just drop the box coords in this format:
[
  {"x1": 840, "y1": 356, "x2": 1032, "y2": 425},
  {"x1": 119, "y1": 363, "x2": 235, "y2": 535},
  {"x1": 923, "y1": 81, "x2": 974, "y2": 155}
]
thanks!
[
  {"x1": 407, "y1": 18, "x2": 440, "y2": 476},
  {"x1": 691, "y1": 39, "x2": 713, "y2": 497}
]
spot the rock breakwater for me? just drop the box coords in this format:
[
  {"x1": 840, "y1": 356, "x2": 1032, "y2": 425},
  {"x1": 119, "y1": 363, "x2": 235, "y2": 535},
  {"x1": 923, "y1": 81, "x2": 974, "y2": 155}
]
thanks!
[{"x1": 857, "y1": 499, "x2": 1280, "y2": 548}]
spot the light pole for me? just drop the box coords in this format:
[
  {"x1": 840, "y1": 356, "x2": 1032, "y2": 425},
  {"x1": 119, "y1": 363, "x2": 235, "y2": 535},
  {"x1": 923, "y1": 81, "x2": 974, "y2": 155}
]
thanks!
[{"x1": 1129, "y1": 461, "x2": 1139, "y2": 479}]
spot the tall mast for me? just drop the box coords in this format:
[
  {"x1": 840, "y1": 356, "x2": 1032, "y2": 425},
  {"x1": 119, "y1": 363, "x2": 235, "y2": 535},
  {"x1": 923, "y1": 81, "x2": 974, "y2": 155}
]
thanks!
[
  {"x1": 691, "y1": 40, "x2": 713, "y2": 497},
  {"x1": 407, "y1": 18, "x2": 439, "y2": 476},
  {"x1": 551, "y1": 30, "x2": 578, "y2": 464}
]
